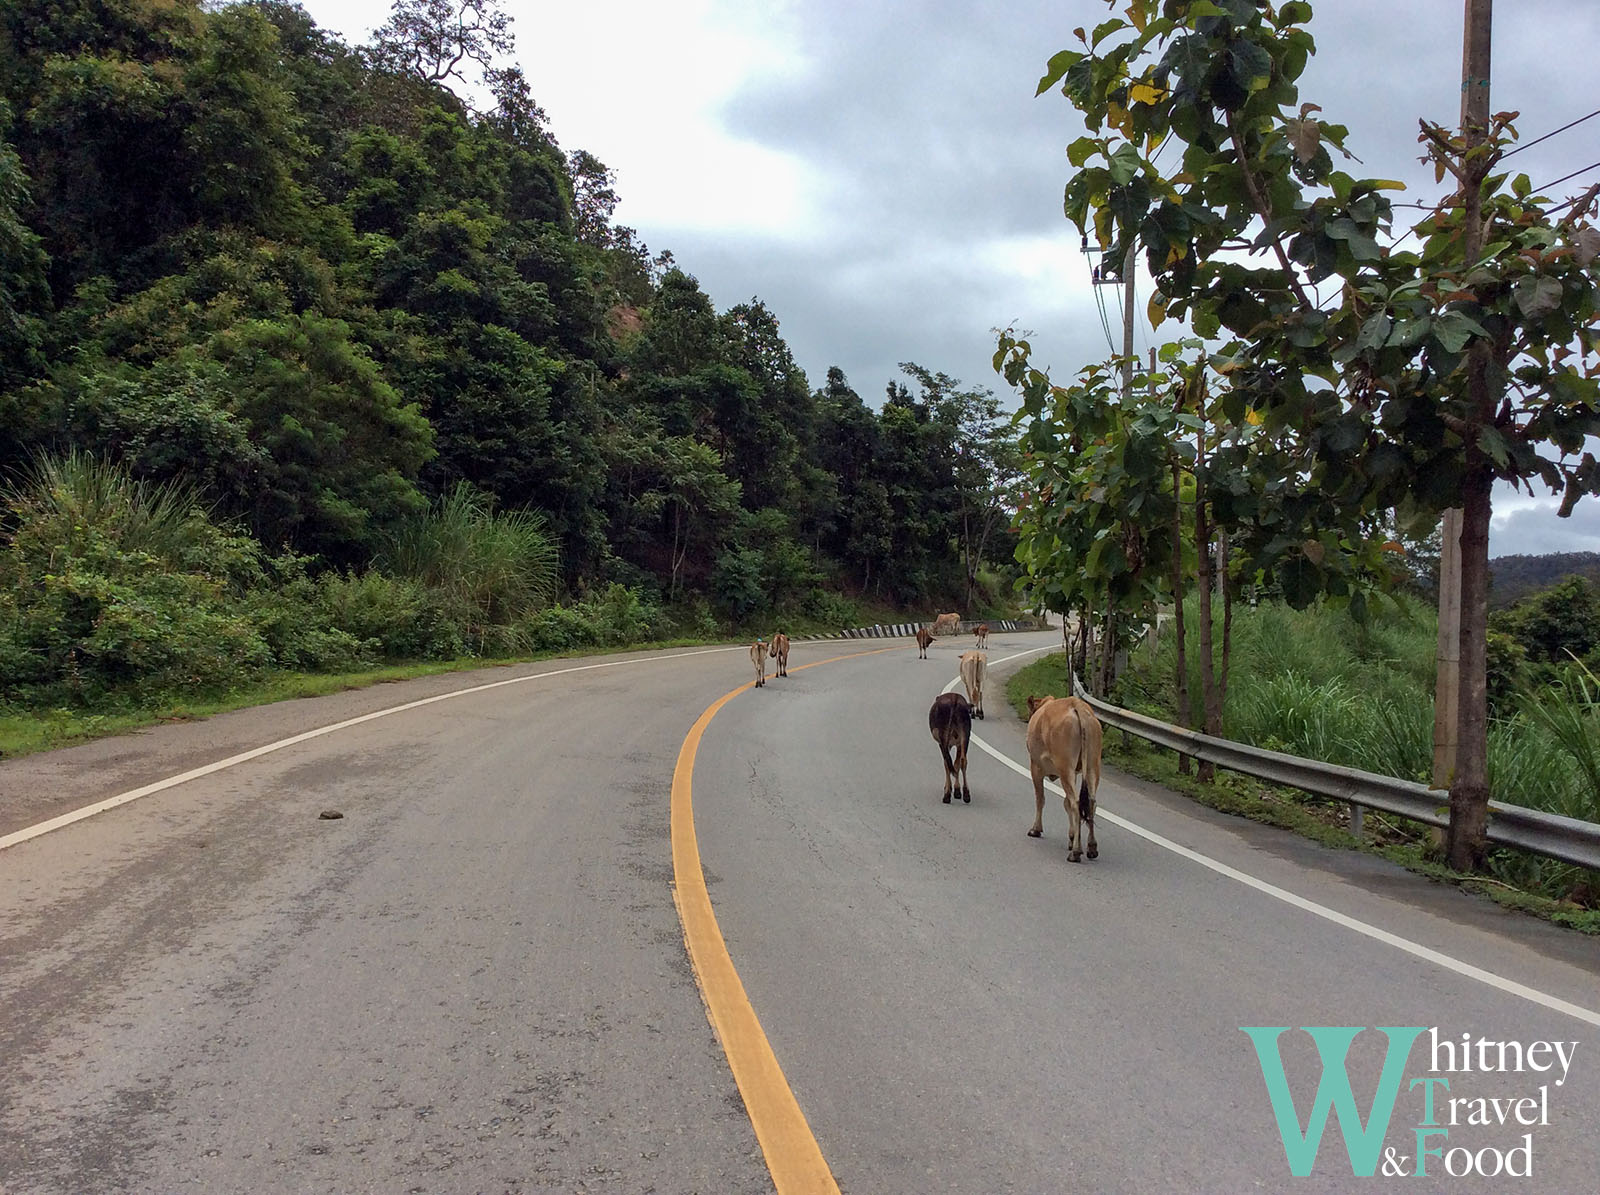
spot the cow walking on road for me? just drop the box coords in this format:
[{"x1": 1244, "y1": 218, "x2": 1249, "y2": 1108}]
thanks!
[
  {"x1": 915, "y1": 627, "x2": 935, "y2": 659},
  {"x1": 1024, "y1": 695, "x2": 1103, "y2": 860},
  {"x1": 958, "y1": 651, "x2": 987, "y2": 720},
  {"x1": 973, "y1": 623, "x2": 990, "y2": 650},
  {"x1": 750, "y1": 640, "x2": 767, "y2": 688},
  {"x1": 769, "y1": 632, "x2": 790, "y2": 677},
  {"x1": 928, "y1": 693, "x2": 973, "y2": 804}
]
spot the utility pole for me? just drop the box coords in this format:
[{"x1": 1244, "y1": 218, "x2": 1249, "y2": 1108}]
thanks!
[{"x1": 1432, "y1": 0, "x2": 1490, "y2": 791}]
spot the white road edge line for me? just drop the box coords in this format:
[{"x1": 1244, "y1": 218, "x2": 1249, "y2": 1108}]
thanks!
[
  {"x1": 1, "y1": 644, "x2": 767, "y2": 854},
  {"x1": 955, "y1": 648, "x2": 1600, "y2": 1029}
]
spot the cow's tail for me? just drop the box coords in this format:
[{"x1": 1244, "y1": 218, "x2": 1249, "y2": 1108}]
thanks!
[{"x1": 1072, "y1": 704, "x2": 1093, "y2": 823}]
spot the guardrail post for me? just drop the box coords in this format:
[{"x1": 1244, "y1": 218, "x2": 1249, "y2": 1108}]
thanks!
[{"x1": 1349, "y1": 802, "x2": 1363, "y2": 840}]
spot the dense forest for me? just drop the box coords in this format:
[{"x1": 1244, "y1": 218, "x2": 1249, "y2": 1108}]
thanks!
[
  {"x1": 0, "y1": 0, "x2": 1019, "y2": 707},
  {"x1": 1488, "y1": 552, "x2": 1600, "y2": 609}
]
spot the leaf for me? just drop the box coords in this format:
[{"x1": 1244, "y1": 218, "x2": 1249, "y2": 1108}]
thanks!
[
  {"x1": 1478, "y1": 426, "x2": 1510, "y2": 468},
  {"x1": 1302, "y1": 539, "x2": 1326, "y2": 565},
  {"x1": 1573, "y1": 227, "x2": 1600, "y2": 268},
  {"x1": 1513, "y1": 275, "x2": 1564, "y2": 321},
  {"x1": 1129, "y1": 79, "x2": 1166, "y2": 106},
  {"x1": 1037, "y1": 49, "x2": 1084, "y2": 95},
  {"x1": 1285, "y1": 117, "x2": 1321, "y2": 164},
  {"x1": 1147, "y1": 290, "x2": 1168, "y2": 330}
]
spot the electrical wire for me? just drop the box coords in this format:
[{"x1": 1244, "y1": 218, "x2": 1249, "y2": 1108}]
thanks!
[
  {"x1": 1504, "y1": 108, "x2": 1600, "y2": 157},
  {"x1": 1535, "y1": 159, "x2": 1600, "y2": 193}
]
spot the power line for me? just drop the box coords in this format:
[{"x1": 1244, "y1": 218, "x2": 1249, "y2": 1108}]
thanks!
[
  {"x1": 1504, "y1": 107, "x2": 1600, "y2": 157},
  {"x1": 1536, "y1": 159, "x2": 1600, "y2": 193}
]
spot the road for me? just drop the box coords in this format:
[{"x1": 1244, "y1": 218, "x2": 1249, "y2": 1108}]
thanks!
[{"x1": 1, "y1": 630, "x2": 1596, "y2": 1192}]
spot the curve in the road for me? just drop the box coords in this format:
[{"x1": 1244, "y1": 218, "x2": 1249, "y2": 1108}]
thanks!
[
  {"x1": 0, "y1": 645, "x2": 755, "y2": 853},
  {"x1": 671, "y1": 645, "x2": 899, "y2": 1195},
  {"x1": 953, "y1": 656, "x2": 1600, "y2": 1030}
]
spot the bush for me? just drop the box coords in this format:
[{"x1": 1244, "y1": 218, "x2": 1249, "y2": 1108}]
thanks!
[
  {"x1": 0, "y1": 454, "x2": 277, "y2": 703},
  {"x1": 313, "y1": 570, "x2": 468, "y2": 661}
]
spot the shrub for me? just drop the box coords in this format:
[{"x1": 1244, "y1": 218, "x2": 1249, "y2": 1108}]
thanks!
[{"x1": 377, "y1": 484, "x2": 559, "y2": 649}]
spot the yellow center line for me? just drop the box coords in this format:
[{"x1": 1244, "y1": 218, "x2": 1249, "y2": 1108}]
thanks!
[{"x1": 670, "y1": 644, "x2": 900, "y2": 1194}]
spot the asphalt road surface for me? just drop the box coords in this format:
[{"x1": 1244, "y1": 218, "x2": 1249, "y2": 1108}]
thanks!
[{"x1": 2, "y1": 630, "x2": 1596, "y2": 1193}]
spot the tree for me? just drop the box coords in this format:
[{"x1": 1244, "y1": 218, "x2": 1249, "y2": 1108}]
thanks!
[
  {"x1": 372, "y1": 0, "x2": 513, "y2": 89},
  {"x1": 1038, "y1": 0, "x2": 1600, "y2": 868}
]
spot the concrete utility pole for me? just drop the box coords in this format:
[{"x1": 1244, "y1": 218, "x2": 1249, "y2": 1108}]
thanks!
[{"x1": 1432, "y1": 0, "x2": 1491, "y2": 790}]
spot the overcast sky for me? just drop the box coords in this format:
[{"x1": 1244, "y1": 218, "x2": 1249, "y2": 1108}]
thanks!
[{"x1": 305, "y1": 0, "x2": 1600, "y2": 557}]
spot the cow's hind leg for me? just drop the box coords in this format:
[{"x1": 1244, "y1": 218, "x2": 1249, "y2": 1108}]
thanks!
[
  {"x1": 1083, "y1": 781, "x2": 1098, "y2": 859},
  {"x1": 1028, "y1": 763, "x2": 1046, "y2": 837},
  {"x1": 940, "y1": 743, "x2": 956, "y2": 803},
  {"x1": 1063, "y1": 768, "x2": 1083, "y2": 861},
  {"x1": 957, "y1": 732, "x2": 971, "y2": 803}
]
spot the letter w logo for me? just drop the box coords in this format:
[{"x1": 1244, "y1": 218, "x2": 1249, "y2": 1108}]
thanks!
[{"x1": 1241, "y1": 1026, "x2": 1424, "y2": 1177}]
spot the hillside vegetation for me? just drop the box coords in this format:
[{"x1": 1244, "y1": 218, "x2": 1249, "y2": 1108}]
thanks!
[{"x1": 0, "y1": 1, "x2": 1019, "y2": 721}]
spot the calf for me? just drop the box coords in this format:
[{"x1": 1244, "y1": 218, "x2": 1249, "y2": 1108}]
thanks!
[
  {"x1": 915, "y1": 626, "x2": 935, "y2": 659},
  {"x1": 973, "y1": 623, "x2": 990, "y2": 650},
  {"x1": 958, "y1": 650, "x2": 986, "y2": 720},
  {"x1": 928, "y1": 693, "x2": 973, "y2": 804},
  {"x1": 768, "y1": 631, "x2": 790, "y2": 677},
  {"x1": 750, "y1": 639, "x2": 767, "y2": 688},
  {"x1": 1024, "y1": 695, "x2": 1103, "y2": 861}
]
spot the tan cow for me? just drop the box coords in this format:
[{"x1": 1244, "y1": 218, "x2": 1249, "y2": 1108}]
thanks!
[
  {"x1": 1024, "y1": 695, "x2": 1104, "y2": 861},
  {"x1": 915, "y1": 626, "x2": 935, "y2": 659},
  {"x1": 973, "y1": 623, "x2": 990, "y2": 650},
  {"x1": 932, "y1": 612, "x2": 961, "y2": 637},
  {"x1": 958, "y1": 650, "x2": 986, "y2": 720},
  {"x1": 768, "y1": 631, "x2": 790, "y2": 677},
  {"x1": 750, "y1": 639, "x2": 767, "y2": 688},
  {"x1": 928, "y1": 693, "x2": 973, "y2": 804}
]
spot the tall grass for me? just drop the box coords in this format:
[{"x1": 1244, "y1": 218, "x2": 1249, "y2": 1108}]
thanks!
[
  {"x1": 376, "y1": 484, "x2": 559, "y2": 651},
  {"x1": 1126, "y1": 594, "x2": 1600, "y2": 903},
  {"x1": 7, "y1": 449, "x2": 223, "y2": 573}
]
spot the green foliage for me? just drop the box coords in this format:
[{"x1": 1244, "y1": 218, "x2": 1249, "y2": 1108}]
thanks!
[
  {"x1": 377, "y1": 483, "x2": 558, "y2": 649},
  {"x1": 1124, "y1": 595, "x2": 1599, "y2": 907},
  {"x1": 0, "y1": 453, "x2": 276, "y2": 703},
  {"x1": 0, "y1": 0, "x2": 1012, "y2": 720}
]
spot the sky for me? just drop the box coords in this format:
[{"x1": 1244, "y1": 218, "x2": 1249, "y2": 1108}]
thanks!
[{"x1": 304, "y1": 0, "x2": 1600, "y2": 558}]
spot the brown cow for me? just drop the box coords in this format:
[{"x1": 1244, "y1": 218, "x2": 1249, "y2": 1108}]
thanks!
[
  {"x1": 768, "y1": 631, "x2": 790, "y2": 677},
  {"x1": 750, "y1": 639, "x2": 767, "y2": 688},
  {"x1": 915, "y1": 626, "x2": 935, "y2": 658},
  {"x1": 932, "y1": 611, "x2": 961, "y2": 637},
  {"x1": 928, "y1": 693, "x2": 973, "y2": 804},
  {"x1": 973, "y1": 623, "x2": 990, "y2": 650},
  {"x1": 1024, "y1": 695, "x2": 1104, "y2": 861},
  {"x1": 958, "y1": 650, "x2": 987, "y2": 720}
]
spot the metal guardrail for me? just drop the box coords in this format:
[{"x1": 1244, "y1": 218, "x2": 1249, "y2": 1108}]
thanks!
[{"x1": 1070, "y1": 679, "x2": 1600, "y2": 873}]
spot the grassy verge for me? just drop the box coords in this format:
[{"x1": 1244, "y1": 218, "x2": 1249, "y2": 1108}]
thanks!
[
  {"x1": 0, "y1": 635, "x2": 736, "y2": 760},
  {"x1": 0, "y1": 610, "x2": 962, "y2": 761},
  {"x1": 1005, "y1": 653, "x2": 1600, "y2": 935}
]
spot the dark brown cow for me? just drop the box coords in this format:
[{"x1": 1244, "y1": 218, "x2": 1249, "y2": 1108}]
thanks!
[
  {"x1": 973, "y1": 623, "x2": 990, "y2": 650},
  {"x1": 1024, "y1": 695, "x2": 1103, "y2": 860},
  {"x1": 928, "y1": 693, "x2": 973, "y2": 804},
  {"x1": 914, "y1": 626, "x2": 935, "y2": 658},
  {"x1": 768, "y1": 631, "x2": 790, "y2": 677}
]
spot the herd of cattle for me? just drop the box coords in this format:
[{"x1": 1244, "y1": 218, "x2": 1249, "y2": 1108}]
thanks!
[{"x1": 745, "y1": 618, "x2": 1105, "y2": 861}]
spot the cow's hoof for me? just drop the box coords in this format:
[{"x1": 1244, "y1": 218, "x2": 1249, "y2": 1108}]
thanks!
[
  {"x1": 1087, "y1": 847, "x2": 1099, "y2": 860},
  {"x1": 962, "y1": 791, "x2": 971, "y2": 804},
  {"x1": 1068, "y1": 850, "x2": 1083, "y2": 862},
  {"x1": 943, "y1": 793, "x2": 952, "y2": 804},
  {"x1": 1027, "y1": 828, "x2": 1042, "y2": 838}
]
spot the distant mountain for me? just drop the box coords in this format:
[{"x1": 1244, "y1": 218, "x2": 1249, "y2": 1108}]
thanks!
[{"x1": 1487, "y1": 552, "x2": 1600, "y2": 608}]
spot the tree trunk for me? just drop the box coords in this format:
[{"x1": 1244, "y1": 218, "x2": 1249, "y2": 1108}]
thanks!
[
  {"x1": 1219, "y1": 526, "x2": 1233, "y2": 713},
  {"x1": 1194, "y1": 491, "x2": 1217, "y2": 783},
  {"x1": 1446, "y1": 452, "x2": 1494, "y2": 871},
  {"x1": 1171, "y1": 459, "x2": 1193, "y2": 774}
]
